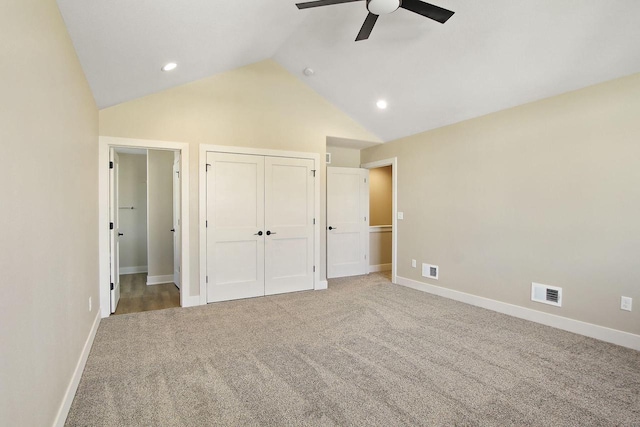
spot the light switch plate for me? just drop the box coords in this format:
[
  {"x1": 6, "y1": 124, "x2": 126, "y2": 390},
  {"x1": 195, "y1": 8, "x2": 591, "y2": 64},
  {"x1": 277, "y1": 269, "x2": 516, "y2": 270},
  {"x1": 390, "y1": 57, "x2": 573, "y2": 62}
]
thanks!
[
  {"x1": 411, "y1": 259, "x2": 416, "y2": 268},
  {"x1": 398, "y1": 211, "x2": 404, "y2": 220},
  {"x1": 621, "y1": 296, "x2": 632, "y2": 311}
]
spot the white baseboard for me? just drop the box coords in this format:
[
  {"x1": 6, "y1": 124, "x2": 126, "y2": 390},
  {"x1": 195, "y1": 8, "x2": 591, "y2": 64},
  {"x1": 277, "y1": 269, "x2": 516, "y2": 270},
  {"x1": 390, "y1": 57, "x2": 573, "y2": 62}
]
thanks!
[
  {"x1": 120, "y1": 265, "x2": 148, "y2": 275},
  {"x1": 146, "y1": 274, "x2": 174, "y2": 286},
  {"x1": 315, "y1": 280, "x2": 328, "y2": 290},
  {"x1": 181, "y1": 294, "x2": 202, "y2": 308},
  {"x1": 54, "y1": 311, "x2": 101, "y2": 427},
  {"x1": 369, "y1": 263, "x2": 392, "y2": 273},
  {"x1": 396, "y1": 276, "x2": 640, "y2": 351}
]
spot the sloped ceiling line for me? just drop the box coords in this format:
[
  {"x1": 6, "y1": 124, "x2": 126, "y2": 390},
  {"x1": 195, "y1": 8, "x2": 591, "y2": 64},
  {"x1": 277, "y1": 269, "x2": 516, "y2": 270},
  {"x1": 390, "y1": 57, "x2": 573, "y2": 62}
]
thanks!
[{"x1": 57, "y1": 0, "x2": 640, "y2": 142}]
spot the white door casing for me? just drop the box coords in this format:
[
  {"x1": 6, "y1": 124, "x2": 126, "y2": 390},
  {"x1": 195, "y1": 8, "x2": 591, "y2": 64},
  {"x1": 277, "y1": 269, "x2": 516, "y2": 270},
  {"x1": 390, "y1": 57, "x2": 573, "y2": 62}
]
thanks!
[
  {"x1": 327, "y1": 167, "x2": 369, "y2": 279},
  {"x1": 206, "y1": 152, "x2": 265, "y2": 302},
  {"x1": 173, "y1": 152, "x2": 181, "y2": 288},
  {"x1": 100, "y1": 136, "x2": 191, "y2": 318},
  {"x1": 264, "y1": 156, "x2": 315, "y2": 295},
  {"x1": 109, "y1": 148, "x2": 121, "y2": 312},
  {"x1": 361, "y1": 157, "x2": 398, "y2": 285}
]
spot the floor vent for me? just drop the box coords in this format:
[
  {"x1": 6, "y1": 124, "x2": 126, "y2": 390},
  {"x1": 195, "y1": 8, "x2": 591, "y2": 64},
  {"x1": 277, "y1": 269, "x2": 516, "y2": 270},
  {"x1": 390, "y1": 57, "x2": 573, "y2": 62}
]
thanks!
[
  {"x1": 531, "y1": 282, "x2": 562, "y2": 307},
  {"x1": 422, "y1": 263, "x2": 439, "y2": 280}
]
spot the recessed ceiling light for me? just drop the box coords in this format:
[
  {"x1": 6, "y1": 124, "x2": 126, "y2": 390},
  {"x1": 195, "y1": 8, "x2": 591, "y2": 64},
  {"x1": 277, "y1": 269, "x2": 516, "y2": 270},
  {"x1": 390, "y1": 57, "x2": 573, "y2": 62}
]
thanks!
[
  {"x1": 161, "y1": 62, "x2": 177, "y2": 72},
  {"x1": 376, "y1": 99, "x2": 388, "y2": 109}
]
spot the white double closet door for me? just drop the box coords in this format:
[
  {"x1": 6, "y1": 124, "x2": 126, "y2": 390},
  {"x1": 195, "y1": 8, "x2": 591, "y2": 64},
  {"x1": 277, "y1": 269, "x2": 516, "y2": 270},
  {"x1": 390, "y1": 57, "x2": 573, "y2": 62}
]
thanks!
[{"x1": 206, "y1": 152, "x2": 315, "y2": 303}]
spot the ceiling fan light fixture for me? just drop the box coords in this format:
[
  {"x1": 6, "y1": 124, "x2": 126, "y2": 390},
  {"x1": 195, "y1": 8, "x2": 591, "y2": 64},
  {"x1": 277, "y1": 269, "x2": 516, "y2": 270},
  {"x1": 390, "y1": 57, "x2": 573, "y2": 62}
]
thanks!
[
  {"x1": 376, "y1": 99, "x2": 388, "y2": 109},
  {"x1": 366, "y1": 0, "x2": 401, "y2": 15},
  {"x1": 295, "y1": 0, "x2": 454, "y2": 42},
  {"x1": 161, "y1": 62, "x2": 177, "y2": 72}
]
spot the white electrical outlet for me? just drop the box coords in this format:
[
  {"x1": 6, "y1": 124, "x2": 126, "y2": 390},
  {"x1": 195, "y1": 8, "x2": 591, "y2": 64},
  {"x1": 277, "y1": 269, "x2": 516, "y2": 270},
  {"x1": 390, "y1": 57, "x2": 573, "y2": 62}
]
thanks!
[
  {"x1": 411, "y1": 259, "x2": 416, "y2": 268},
  {"x1": 89, "y1": 297, "x2": 92, "y2": 312},
  {"x1": 621, "y1": 296, "x2": 632, "y2": 312}
]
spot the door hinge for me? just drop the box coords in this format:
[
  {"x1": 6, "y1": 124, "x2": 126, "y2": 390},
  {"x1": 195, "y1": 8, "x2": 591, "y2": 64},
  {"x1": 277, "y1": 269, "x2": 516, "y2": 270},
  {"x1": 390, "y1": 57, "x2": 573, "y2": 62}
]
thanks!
[
  {"x1": 364, "y1": 178, "x2": 367, "y2": 183},
  {"x1": 206, "y1": 163, "x2": 211, "y2": 172},
  {"x1": 109, "y1": 161, "x2": 114, "y2": 169},
  {"x1": 206, "y1": 220, "x2": 208, "y2": 228},
  {"x1": 364, "y1": 216, "x2": 367, "y2": 222},
  {"x1": 313, "y1": 266, "x2": 316, "y2": 272},
  {"x1": 313, "y1": 218, "x2": 316, "y2": 225},
  {"x1": 311, "y1": 169, "x2": 316, "y2": 177},
  {"x1": 110, "y1": 282, "x2": 114, "y2": 290},
  {"x1": 109, "y1": 222, "x2": 114, "y2": 230},
  {"x1": 206, "y1": 275, "x2": 209, "y2": 283},
  {"x1": 176, "y1": 171, "x2": 180, "y2": 178},
  {"x1": 365, "y1": 254, "x2": 367, "y2": 260}
]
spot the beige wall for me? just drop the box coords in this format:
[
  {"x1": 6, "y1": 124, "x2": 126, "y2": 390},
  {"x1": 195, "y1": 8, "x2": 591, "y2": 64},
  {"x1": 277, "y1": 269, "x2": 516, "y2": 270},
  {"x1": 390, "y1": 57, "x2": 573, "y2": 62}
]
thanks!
[
  {"x1": 369, "y1": 165, "x2": 393, "y2": 226},
  {"x1": 362, "y1": 73, "x2": 640, "y2": 335},
  {"x1": 0, "y1": 1, "x2": 98, "y2": 425},
  {"x1": 327, "y1": 145, "x2": 361, "y2": 168},
  {"x1": 147, "y1": 150, "x2": 175, "y2": 277},
  {"x1": 370, "y1": 229, "x2": 392, "y2": 268},
  {"x1": 99, "y1": 60, "x2": 379, "y2": 291},
  {"x1": 118, "y1": 153, "x2": 148, "y2": 270}
]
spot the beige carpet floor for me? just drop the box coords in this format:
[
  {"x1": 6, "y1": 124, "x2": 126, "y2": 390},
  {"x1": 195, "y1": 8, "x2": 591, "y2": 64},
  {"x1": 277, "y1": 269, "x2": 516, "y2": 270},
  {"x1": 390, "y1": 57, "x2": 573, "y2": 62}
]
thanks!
[{"x1": 66, "y1": 272, "x2": 640, "y2": 426}]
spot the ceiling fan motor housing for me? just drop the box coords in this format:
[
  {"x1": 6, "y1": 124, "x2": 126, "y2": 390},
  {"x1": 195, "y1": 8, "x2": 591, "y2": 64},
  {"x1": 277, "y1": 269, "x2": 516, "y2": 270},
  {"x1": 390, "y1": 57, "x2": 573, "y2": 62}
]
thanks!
[{"x1": 366, "y1": 0, "x2": 401, "y2": 15}]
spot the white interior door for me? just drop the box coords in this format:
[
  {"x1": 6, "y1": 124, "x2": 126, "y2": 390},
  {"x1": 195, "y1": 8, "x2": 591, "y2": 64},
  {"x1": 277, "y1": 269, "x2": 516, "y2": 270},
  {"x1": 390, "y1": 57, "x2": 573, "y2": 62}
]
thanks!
[
  {"x1": 172, "y1": 152, "x2": 181, "y2": 289},
  {"x1": 206, "y1": 152, "x2": 265, "y2": 302},
  {"x1": 109, "y1": 148, "x2": 121, "y2": 312},
  {"x1": 264, "y1": 157, "x2": 315, "y2": 295},
  {"x1": 327, "y1": 167, "x2": 369, "y2": 279}
]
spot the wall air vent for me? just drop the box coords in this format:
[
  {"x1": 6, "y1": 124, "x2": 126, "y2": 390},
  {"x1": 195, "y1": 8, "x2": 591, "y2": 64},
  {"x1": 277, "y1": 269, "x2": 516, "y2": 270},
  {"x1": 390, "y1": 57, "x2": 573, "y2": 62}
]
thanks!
[
  {"x1": 422, "y1": 263, "x2": 439, "y2": 280},
  {"x1": 531, "y1": 282, "x2": 562, "y2": 307}
]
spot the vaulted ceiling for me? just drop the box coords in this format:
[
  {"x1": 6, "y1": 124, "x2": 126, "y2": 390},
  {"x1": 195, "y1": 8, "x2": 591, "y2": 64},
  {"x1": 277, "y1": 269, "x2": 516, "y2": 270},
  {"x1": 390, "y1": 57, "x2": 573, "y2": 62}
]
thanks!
[{"x1": 57, "y1": 0, "x2": 640, "y2": 142}]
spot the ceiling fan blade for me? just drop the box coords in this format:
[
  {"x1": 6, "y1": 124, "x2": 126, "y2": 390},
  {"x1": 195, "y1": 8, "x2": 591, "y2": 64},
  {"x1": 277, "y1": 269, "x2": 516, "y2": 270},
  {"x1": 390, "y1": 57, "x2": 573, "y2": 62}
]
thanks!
[
  {"x1": 400, "y1": 0, "x2": 455, "y2": 23},
  {"x1": 356, "y1": 12, "x2": 379, "y2": 41},
  {"x1": 296, "y1": 0, "x2": 363, "y2": 9}
]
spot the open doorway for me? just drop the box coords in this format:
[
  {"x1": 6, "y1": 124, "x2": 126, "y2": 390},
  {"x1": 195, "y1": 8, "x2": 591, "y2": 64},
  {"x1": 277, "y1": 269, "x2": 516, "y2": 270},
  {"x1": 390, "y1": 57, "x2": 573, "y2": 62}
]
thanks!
[
  {"x1": 367, "y1": 165, "x2": 392, "y2": 279},
  {"x1": 99, "y1": 136, "x2": 192, "y2": 319},
  {"x1": 111, "y1": 148, "x2": 180, "y2": 315},
  {"x1": 362, "y1": 158, "x2": 397, "y2": 284}
]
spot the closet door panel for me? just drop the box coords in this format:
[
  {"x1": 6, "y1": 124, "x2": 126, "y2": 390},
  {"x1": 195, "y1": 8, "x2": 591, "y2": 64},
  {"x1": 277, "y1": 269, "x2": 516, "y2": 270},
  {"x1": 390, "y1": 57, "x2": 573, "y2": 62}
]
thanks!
[
  {"x1": 264, "y1": 157, "x2": 315, "y2": 295},
  {"x1": 206, "y1": 152, "x2": 265, "y2": 302}
]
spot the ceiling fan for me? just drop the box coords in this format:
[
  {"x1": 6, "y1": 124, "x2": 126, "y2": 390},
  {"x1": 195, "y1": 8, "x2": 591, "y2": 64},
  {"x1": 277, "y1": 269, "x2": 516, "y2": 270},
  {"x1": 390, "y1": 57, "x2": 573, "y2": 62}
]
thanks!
[{"x1": 296, "y1": 0, "x2": 455, "y2": 41}]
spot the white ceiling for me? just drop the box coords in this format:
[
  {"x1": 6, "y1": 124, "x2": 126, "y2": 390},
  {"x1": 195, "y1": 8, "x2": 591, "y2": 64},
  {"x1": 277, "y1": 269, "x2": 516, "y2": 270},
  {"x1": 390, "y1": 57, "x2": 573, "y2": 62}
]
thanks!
[{"x1": 57, "y1": 0, "x2": 640, "y2": 142}]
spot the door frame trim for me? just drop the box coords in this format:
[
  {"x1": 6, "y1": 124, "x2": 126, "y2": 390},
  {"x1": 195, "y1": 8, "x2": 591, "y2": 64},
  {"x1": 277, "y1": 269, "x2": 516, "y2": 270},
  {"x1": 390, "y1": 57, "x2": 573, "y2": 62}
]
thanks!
[
  {"x1": 98, "y1": 136, "x2": 192, "y2": 318},
  {"x1": 361, "y1": 157, "x2": 398, "y2": 284},
  {"x1": 199, "y1": 144, "x2": 321, "y2": 304}
]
